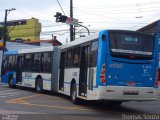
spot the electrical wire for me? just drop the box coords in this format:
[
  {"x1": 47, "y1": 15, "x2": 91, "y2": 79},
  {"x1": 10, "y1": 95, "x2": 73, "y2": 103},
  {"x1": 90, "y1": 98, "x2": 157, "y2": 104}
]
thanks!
[
  {"x1": 1, "y1": 0, "x2": 160, "y2": 40},
  {"x1": 73, "y1": 0, "x2": 160, "y2": 9},
  {"x1": 56, "y1": 0, "x2": 66, "y2": 15}
]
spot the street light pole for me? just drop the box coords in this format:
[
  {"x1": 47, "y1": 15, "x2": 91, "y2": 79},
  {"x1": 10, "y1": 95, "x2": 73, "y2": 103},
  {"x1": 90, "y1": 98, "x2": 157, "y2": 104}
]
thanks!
[
  {"x1": 77, "y1": 24, "x2": 90, "y2": 35},
  {"x1": 3, "y1": 8, "x2": 16, "y2": 50}
]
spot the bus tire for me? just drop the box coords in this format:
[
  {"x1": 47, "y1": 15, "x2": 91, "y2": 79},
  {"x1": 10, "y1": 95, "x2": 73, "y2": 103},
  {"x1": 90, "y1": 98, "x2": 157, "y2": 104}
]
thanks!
[
  {"x1": 8, "y1": 75, "x2": 16, "y2": 88},
  {"x1": 35, "y1": 77, "x2": 43, "y2": 93},
  {"x1": 71, "y1": 83, "x2": 80, "y2": 104}
]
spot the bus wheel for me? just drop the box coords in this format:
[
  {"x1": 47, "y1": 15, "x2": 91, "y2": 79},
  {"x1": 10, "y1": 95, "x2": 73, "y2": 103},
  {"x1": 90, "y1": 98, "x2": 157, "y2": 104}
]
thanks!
[
  {"x1": 35, "y1": 78, "x2": 43, "y2": 93},
  {"x1": 8, "y1": 76, "x2": 16, "y2": 88},
  {"x1": 71, "y1": 83, "x2": 80, "y2": 104}
]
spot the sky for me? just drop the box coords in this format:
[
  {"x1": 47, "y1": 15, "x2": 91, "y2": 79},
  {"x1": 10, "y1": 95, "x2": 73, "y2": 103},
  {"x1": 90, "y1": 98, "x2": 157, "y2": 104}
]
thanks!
[{"x1": 1, "y1": 0, "x2": 160, "y2": 44}]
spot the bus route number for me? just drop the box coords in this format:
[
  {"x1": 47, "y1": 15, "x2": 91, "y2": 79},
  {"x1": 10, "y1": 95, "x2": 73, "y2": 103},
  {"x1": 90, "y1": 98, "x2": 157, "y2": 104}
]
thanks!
[{"x1": 72, "y1": 72, "x2": 78, "y2": 77}]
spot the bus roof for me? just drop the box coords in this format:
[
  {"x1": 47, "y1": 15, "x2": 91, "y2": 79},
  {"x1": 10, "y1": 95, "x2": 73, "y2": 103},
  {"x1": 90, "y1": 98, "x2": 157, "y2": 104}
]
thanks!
[
  {"x1": 18, "y1": 46, "x2": 55, "y2": 54},
  {"x1": 61, "y1": 32, "x2": 99, "y2": 49},
  {"x1": 60, "y1": 29, "x2": 155, "y2": 50},
  {"x1": 4, "y1": 50, "x2": 18, "y2": 55}
]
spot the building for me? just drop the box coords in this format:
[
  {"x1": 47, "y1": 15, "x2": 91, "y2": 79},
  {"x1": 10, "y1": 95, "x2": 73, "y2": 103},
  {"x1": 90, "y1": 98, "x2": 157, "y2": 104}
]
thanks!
[
  {"x1": 137, "y1": 20, "x2": 160, "y2": 34},
  {"x1": 0, "y1": 18, "x2": 41, "y2": 42},
  {"x1": 137, "y1": 20, "x2": 160, "y2": 51},
  {"x1": 7, "y1": 35, "x2": 62, "y2": 47},
  {"x1": 23, "y1": 36, "x2": 62, "y2": 46}
]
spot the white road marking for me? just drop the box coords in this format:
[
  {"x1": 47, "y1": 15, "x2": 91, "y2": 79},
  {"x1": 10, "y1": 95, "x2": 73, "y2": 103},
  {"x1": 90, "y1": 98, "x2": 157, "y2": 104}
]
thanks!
[
  {"x1": 0, "y1": 92, "x2": 22, "y2": 95},
  {"x1": 0, "y1": 110, "x2": 39, "y2": 114},
  {"x1": 0, "y1": 87, "x2": 28, "y2": 98},
  {"x1": 0, "y1": 89, "x2": 19, "y2": 94},
  {"x1": 0, "y1": 84, "x2": 9, "y2": 87},
  {"x1": 0, "y1": 96, "x2": 7, "y2": 98}
]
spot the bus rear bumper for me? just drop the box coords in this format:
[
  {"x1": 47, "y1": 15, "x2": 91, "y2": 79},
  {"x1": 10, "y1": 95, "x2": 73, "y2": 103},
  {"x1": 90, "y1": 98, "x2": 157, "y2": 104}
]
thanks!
[{"x1": 98, "y1": 86, "x2": 158, "y2": 101}]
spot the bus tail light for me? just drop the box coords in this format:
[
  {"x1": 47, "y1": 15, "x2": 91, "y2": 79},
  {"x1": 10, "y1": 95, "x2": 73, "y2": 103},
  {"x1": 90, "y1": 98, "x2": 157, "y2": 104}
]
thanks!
[
  {"x1": 154, "y1": 69, "x2": 159, "y2": 88},
  {"x1": 100, "y1": 64, "x2": 106, "y2": 85}
]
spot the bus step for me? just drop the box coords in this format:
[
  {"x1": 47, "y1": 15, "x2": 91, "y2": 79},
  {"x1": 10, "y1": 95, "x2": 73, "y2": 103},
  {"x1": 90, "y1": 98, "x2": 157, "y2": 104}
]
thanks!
[
  {"x1": 16, "y1": 82, "x2": 22, "y2": 85},
  {"x1": 78, "y1": 96, "x2": 87, "y2": 99}
]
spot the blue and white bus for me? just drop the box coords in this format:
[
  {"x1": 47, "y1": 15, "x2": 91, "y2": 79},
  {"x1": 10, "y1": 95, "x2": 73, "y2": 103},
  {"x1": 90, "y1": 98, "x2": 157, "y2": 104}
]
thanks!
[
  {"x1": 1, "y1": 47, "x2": 60, "y2": 91},
  {"x1": 1, "y1": 50, "x2": 18, "y2": 86},
  {"x1": 59, "y1": 30, "x2": 159, "y2": 104},
  {"x1": 1, "y1": 30, "x2": 159, "y2": 105}
]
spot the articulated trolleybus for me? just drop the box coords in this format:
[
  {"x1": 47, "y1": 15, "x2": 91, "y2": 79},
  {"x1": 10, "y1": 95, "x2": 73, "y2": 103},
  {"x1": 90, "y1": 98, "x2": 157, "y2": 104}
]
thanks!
[{"x1": 1, "y1": 30, "x2": 159, "y2": 105}]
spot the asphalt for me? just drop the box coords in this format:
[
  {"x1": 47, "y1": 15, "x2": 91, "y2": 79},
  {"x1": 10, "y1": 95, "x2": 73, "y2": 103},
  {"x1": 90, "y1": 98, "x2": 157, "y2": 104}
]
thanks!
[{"x1": 0, "y1": 82, "x2": 160, "y2": 120}]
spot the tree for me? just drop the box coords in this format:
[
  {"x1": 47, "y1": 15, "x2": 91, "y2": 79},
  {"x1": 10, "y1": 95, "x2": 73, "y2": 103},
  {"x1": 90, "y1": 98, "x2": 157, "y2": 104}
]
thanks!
[
  {"x1": 0, "y1": 27, "x2": 10, "y2": 41},
  {"x1": 0, "y1": 27, "x2": 3, "y2": 40}
]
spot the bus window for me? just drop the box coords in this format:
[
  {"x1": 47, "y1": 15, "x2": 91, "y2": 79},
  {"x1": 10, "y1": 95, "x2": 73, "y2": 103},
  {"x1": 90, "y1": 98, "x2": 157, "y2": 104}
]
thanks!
[
  {"x1": 42, "y1": 52, "x2": 51, "y2": 73},
  {"x1": 2, "y1": 55, "x2": 6, "y2": 68},
  {"x1": 12, "y1": 55, "x2": 17, "y2": 70},
  {"x1": 8, "y1": 56, "x2": 12, "y2": 69},
  {"x1": 66, "y1": 49, "x2": 73, "y2": 68},
  {"x1": 24, "y1": 54, "x2": 31, "y2": 71},
  {"x1": 90, "y1": 41, "x2": 98, "y2": 67},
  {"x1": 109, "y1": 32, "x2": 154, "y2": 59},
  {"x1": 32, "y1": 53, "x2": 41, "y2": 72},
  {"x1": 47, "y1": 52, "x2": 51, "y2": 73},
  {"x1": 91, "y1": 40, "x2": 98, "y2": 51},
  {"x1": 73, "y1": 47, "x2": 80, "y2": 67},
  {"x1": 2, "y1": 56, "x2": 8, "y2": 72},
  {"x1": 8, "y1": 55, "x2": 16, "y2": 70}
]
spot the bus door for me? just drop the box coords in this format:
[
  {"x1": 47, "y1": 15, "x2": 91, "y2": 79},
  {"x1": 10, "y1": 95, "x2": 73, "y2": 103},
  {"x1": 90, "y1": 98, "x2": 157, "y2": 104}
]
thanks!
[
  {"x1": 16, "y1": 55, "x2": 24, "y2": 83},
  {"x1": 79, "y1": 45, "x2": 90, "y2": 97},
  {"x1": 59, "y1": 52, "x2": 66, "y2": 91}
]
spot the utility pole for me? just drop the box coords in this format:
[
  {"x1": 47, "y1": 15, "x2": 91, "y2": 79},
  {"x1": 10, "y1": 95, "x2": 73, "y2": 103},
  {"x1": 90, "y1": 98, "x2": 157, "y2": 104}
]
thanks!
[
  {"x1": 55, "y1": 1, "x2": 90, "y2": 41},
  {"x1": 3, "y1": 9, "x2": 8, "y2": 49},
  {"x1": 70, "y1": 0, "x2": 74, "y2": 41},
  {"x1": 3, "y1": 8, "x2": 16, "y2": 50}
]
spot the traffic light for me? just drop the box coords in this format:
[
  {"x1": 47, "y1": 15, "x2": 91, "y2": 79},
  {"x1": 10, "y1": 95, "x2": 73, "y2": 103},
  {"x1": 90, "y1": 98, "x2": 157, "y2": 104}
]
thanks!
[{"x1": 54, "y1": 12, "x2": 68, "y2": 23}]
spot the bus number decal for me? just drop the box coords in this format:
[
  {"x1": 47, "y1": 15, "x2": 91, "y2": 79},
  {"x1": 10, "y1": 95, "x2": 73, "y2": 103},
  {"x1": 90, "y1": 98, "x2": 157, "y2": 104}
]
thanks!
[
  {"x1": 109, "y1": 64, "x2": 123, "y2": 69},
  {"x1": 72, "y1": 72, "x2": 78, "y2": 77},
  {"x1": 25, "y1": 73, "x2": 32, "y2": 78}
]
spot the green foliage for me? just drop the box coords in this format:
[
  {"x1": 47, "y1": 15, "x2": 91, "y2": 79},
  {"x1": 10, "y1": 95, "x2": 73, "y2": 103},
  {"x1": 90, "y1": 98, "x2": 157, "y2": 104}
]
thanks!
[{"x1": 0, "y1": 27, "x2": 3, "y2": 40}]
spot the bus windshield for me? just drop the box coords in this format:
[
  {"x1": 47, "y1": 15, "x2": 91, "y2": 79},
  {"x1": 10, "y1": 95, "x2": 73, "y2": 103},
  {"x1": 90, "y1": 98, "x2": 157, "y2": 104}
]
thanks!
[{"x1": 109, "y1": 31, "x2": 155, "y2": 59}]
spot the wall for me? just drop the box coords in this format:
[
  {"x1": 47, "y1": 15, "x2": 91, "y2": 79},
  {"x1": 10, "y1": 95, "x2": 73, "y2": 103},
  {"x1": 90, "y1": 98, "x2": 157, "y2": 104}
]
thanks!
[{"x1": 7, "y1": 18, "x2": 41, "y2": 41}]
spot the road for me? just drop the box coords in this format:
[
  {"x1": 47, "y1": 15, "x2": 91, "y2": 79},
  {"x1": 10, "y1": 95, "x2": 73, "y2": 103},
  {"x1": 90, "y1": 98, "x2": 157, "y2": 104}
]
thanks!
[{"x1": 0, "y1": 83, "x2": 160, "y2": 120}]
